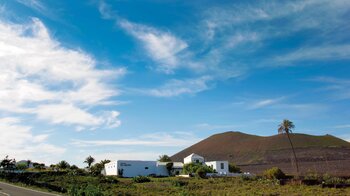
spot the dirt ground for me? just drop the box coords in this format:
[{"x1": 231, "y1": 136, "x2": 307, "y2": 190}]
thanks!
[{"x1": 239, "y1": 159, "x2": 350, "y2": 176}]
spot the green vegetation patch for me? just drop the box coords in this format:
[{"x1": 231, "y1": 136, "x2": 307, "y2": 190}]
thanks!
[{"x1": 1, "y1": 172, "x2": 350, "y2": 195}]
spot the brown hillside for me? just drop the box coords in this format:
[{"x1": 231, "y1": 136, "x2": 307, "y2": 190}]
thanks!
[{"x1": 171, "y1": 131, "x2": 350, "y2": 175}]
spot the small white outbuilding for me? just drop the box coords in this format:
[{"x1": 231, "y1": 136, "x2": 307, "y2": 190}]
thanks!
[
  {"x1": 205, "y1": 161, "x2": 229, "y2": 174},
  {"x1": 183, "y1": 153, "x2": 205, "y2": 164}
]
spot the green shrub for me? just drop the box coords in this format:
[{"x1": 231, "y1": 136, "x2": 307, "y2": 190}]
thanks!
[
  {"x1": 322, "y1": 173, "x2": 331, "y2": 182},
  {"x1": 182, "y1": 163, "x2": 214, "y2": 175},
  {"x1": 229, "y1": 163, "x2": 241, "y2": 173},
  {"x1": 67, "y1": 168, "x2": 86, "y2": 176},
  {"x1": 323, "y1": 176, "x2": 345, "y2": 185},
  {"x1": 98, "y1": 176, "x2": 119, "y2": 184},
  {"x1": 16, "y1": 163, "x2": 28, "y2": 170},
  {"x1": 196, "y1": 167, "x2": 207, "y2": 178},
  {"x1": 263, "y1": 167, "x2": 286, "y2": 180},
  {"x1": 69, "y1": 185, "x2": 102, "y2": 196},
  {"x1": 240, "y1": 174, "x2": 255, "y2": 181},
  {"x1": 132, "y1": 176, "x2": 151, "y2": 183},
  {"x1": 304, "y1": 171, "x2": 320, "y2": 181},
  {"x1": 171, "y1": 179, "x2": 189, "y2": 187},
  {"x1": 346, "y1": 178, "x2": 350, "y2": 185}
]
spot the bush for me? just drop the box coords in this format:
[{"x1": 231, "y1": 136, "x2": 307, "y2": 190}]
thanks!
[
  {"x1": 182, "y1": 163, "x2": 214, "y2": 175},
  {"x1": 98, "y1": 176, "x2": 119, "y2": 184},
  {"x1": 323, "y1": 176, "x2": 345, "y2": 185},
  {"x1": 132, "y1": 176, "x2": 151, "y2": 183},
  {"x1": 196, "y1": 167, "x2": 207, "y2": 178},
  {"x1": 240, "y1": 174, "x2": 255, "y2": 181},
  {"x1": 263, "y1": 167, "x2": 286, "y2": 180},
  {"x1": 304, "y1": 171, "x2": 320, "y2": 181},
  {"x1": 229, "y1": 163, "x2": 241, "y2": 173},
  {"x1": 16, "y1": 163, "x2": 28, "y2": 170},
  {"x1": 67, "y1": 168, "x2": 86, "y2": 176},
  {"x1": 346, "y1": 178, "x2": 350, "y2": 185},
  {"x1": 171, "y1": 180, "x2": 189, "y2": 187}
]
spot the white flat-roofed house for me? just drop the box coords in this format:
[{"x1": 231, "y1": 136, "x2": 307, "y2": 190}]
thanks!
[
  {"x1": 184, "y1": 153, "x2": 205, "y2": 164},
  {"x1": 105, "y1": 160, "x2": 169, "y2": 177},
  {"x1": 205, "y1": 161, "x2": 229, "y2": 174}
]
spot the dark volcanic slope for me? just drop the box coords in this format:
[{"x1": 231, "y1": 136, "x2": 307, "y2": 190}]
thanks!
[{"x1": 171, "y1": 131, "x2": 350, "y2": 165}]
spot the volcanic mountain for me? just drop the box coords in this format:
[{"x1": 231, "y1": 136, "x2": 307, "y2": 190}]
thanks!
[{"x1": 171, "y1": 131, "x2": 350, "y2": 175}]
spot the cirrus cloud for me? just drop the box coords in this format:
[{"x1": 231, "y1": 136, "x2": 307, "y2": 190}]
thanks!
[{"x1": 0, "y1": 17, "x2": 124, "y2": 128}]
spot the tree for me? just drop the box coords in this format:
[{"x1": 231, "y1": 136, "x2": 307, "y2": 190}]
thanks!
[
  {"x1": 84, "y1": 155, "x2": 95, "y2": 168},
  {"x1": 263, "y1": 167, "x2": 286, "y2": 180},
  {"x1": 166, "y1": 162, "x2": 174, "y2": 176},
  {"x1": 16, "y1": 163, "x2": 28, "y2": 170},
  {"x1": 0, "y1": 156, "x2": 16, "y2": 170},
  {"x1": 70, "y1": 165, "x2": 79, "y2": 170},
  {"x1": 57, "y1": 160, "x2": 70, "y2": 170},
  {"x1": 27, "y1": 160, "x2": 32, "y2": 167},
  {"x1": 158, "y1": 155, "x2": 171, "y2": 162},
  {"x1": 90, "y1": 159, "x2": 110, "y2": 176},
  {"x1": 278, "y1": 119, "x2": 299, "y2": 176},
  {"x1": 49, "y1": 164, "x2": 57, "y2": 171},
  {"x1": 33, "y1": 163, "x2": 46, "y2": 170},
  {"x1": 228, "y1": 163, "x2": 241, "y2": 173},
  {"x1": 182, "y1": 163, "x2": 214, "y2": 175}
]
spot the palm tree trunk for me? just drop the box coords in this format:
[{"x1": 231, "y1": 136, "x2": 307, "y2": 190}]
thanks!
[{"x1": 286, "y1": 132, "x2": 299, "y2": 176}]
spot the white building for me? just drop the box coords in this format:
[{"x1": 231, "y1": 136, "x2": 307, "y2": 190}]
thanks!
[
  {"x1": 105, "y1": 160, "x2": 169, "y2": 177},
  {"x1": 104, "y1": 153, "x2": 229, "y2": 177},
  {"x1": 184, "y1": 153, "x2": 205, "y2": 164},
  {"x1": 183, "y1": 153, "x2": 229, "y2": 174},
  {"x1": 205, "y1": 161, "x2": 229, "y2": 174}
]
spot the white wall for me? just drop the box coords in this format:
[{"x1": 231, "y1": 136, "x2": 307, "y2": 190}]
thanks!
[
  {"x1": 105, "y1": 161, "x2": 118, "y2": 175},
  {"x1": 205, "y1": 161, "x2": 229, "y2": 174},
  {"x1": 184, "y1": 154, "x2": 204, "y2": 164},
  {"x1": 105, "y1": 160, "x2": 169, "y2": 177}
]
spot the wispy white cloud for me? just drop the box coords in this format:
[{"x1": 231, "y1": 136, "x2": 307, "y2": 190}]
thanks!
[
  {"x1": 275, "y1": 45, "x2": 350, "y2": 64},
  {"x1": 0, "y1": 117, "x2": 65, "y2": 164},
  {"x1": 309, "y1": 76, "x2": 350, "y2": 100},
  {"x1": 98, "y1": 0, "x2": 115, "y2": 20},
  {"x1": 194, "y1": 123, "x2": 239, "y2": 131},
  {"x1": 98, "y1": 0, "x2": 190, "y2": 74},
  {"x1": 202, "y1": 0, "x2": 350, "y2": 40},
  {"x1": 119, "y1": 20, "x2": 188, "y2": 74},
  {"x1": 334, "y1": 124, "x2": 350, "y2": 129},
  {"x1": 15, "y1": 0, "x2": 46, "y2": 14},
  {"x1": 249, "y1": 97, "x2": 285, "y2": 109},
  {"x1": 71, "y1": 132, "x2": 201, "y2": 147},
  {"x1": 200, "y1": 0, "x2": 350, "y2": 69},
  {"x1": 230, "y1": 96, "x2": 328, "y2": 119},
  {"x1": 34, "y1": 104, "x2": 102, "y2": 126},
  {"x1": 226, "y1": 32, "x2": 259, "y2": 48},
  {"x1": 0, "y1": 18, "x2": 124, "y2": 128},
  {"x1": 142, "y1": 76, "x2": 212, "y2": 97},
  {"x1": 82, "y1": 152, "x2": 160, "y2": 163}
]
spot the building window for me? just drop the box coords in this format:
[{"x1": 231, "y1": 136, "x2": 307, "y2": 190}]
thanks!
[
  {"x1": 145, "y1": 167, "x2": 148, "y2": 170},
  {"x1": 221, "y1": 163, "x2": 224, "y2": 169},
  {"x1": 195, "y1": 159, "x2": 199, "y2": 163}
]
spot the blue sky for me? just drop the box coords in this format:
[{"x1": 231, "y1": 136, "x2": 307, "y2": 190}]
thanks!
[{"x1": 0, "y1": 0, "x2": 350, "y2": 166}]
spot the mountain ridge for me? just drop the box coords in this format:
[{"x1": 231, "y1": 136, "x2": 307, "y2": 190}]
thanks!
[{"x1": 171, "y1": 131, "x2": 350, "y2": 166}]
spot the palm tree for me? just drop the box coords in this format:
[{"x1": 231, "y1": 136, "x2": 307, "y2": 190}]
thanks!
[
  {"x1": 57, "y1": 160, "x2": 70, "y2": 170},
  {"x1": 278, "y1": 119, "x2": 299, "y2": 176},
  {"x1": 158, "y1": 155, "x2": 172, "y2": 162},
  {"x1": 84, "y1": 155, "x2": 95, "y2": 168}
]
